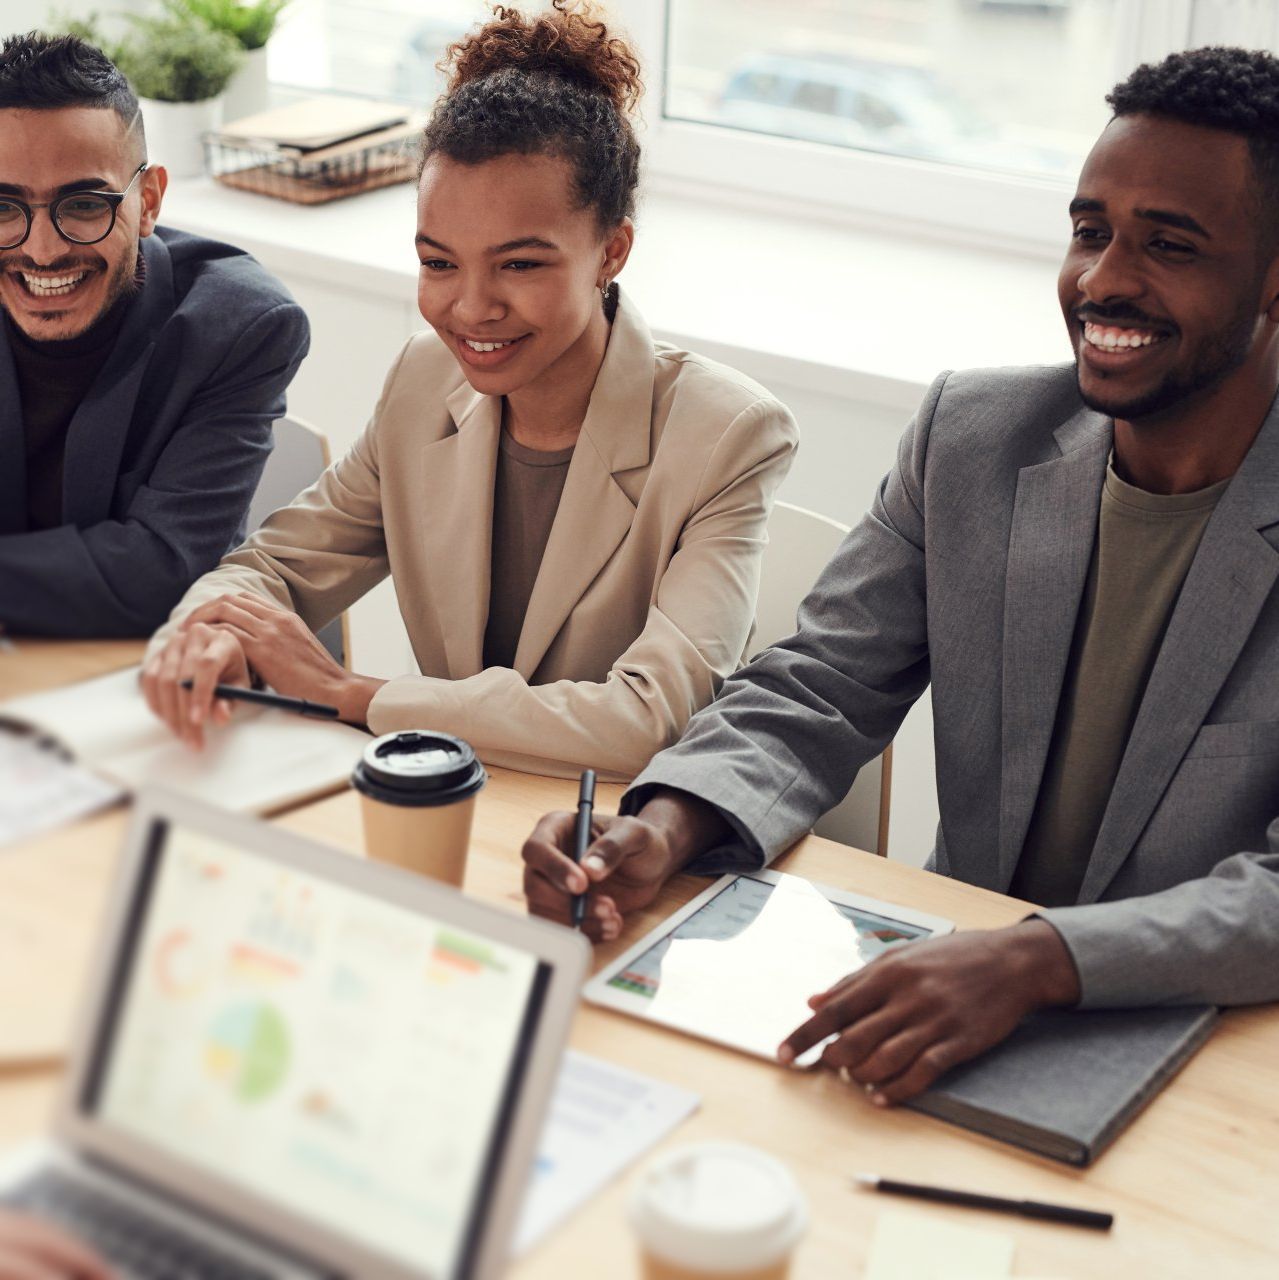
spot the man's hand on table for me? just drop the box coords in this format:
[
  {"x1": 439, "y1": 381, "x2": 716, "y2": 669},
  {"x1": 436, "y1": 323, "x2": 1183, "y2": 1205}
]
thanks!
[
  {"x1": 142, "y1": 593, "x2": 385, "y2": 747},
  {"x1": 0, "y1": 1210, "x2": 114, "y2": 1279},
  {"x1": 779, "y1": 918, "x2": 1082, "y2": 1104},
  {"x1": 521, "y1": 788, "x2": 729, "y2": 942}
]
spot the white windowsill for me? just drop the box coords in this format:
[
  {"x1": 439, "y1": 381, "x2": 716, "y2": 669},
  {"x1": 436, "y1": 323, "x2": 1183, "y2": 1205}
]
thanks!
[{"x1": 160, "y1": 176, "x2": 1074, "y2": 410}]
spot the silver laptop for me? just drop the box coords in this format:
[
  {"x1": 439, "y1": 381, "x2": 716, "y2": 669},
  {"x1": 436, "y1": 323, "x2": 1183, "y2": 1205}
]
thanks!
[{"x1": 0, "y1": 787, "x2": 589, "y2": 1280}]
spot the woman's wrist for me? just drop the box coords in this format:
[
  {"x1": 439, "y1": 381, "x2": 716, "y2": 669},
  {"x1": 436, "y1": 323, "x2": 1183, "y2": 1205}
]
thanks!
[{"x1": 333, "y1": 674, "x2": 387, "y2": 727}]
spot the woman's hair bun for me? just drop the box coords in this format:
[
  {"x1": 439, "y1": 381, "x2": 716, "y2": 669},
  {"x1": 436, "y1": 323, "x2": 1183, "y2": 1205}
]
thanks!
[{"x1": 444, "y1": 0, "x2": 642, "y2": 115}]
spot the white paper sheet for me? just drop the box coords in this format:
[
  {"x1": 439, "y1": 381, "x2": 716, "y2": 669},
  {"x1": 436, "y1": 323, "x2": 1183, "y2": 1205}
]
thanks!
[
  {"x1": 0, "y1": 730, "x2": 123, "y2": 849},
  {"x1": 2, "y1": 666, "x2": 369, "y2": 816},
  {"x1": 514, "y1": 1051, "x2": 700, "y2": 1254}
]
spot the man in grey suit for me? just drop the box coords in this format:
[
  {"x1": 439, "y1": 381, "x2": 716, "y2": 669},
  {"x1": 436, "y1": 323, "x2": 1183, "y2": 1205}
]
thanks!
[
  {"x1": 523, "y1": 47, "x2": 1279, "y2": 1103},
  {"x1": 0, "y1": 33, "x2": 309, "y2": 636}
]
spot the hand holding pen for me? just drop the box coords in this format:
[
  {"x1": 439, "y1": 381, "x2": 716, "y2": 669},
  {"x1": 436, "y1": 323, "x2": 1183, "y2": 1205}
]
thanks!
[{"x1": 521, "y1": 784, "x2": 725, "y2": 943}]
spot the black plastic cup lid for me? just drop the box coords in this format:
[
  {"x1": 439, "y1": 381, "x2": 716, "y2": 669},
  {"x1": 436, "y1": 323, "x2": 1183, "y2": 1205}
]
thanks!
[{"x1": 352, "y1": 731, "x2": 485, "y2": 807}]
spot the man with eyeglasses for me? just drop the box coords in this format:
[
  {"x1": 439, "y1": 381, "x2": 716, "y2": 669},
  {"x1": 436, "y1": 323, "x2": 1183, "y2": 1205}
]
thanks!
[{"x1": 0, "y1": 31, "x2": 309, "y2": 636}]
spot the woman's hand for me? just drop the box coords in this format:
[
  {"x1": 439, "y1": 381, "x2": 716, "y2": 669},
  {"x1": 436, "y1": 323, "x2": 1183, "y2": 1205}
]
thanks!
[
  {"x1": 144, "y1": 593, "x2": 386, "y2": 743},
  {"x1": 142, "y1": 618, "x2": 251, "y2": 748}
]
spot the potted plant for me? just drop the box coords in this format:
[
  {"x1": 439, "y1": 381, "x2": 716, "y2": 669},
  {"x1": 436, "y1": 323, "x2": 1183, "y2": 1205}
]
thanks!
[
  {"x1": 167, "y1": 0, "x2": 289, "y2": 123},
  {"x1": 114, "y1": 15, "x2": 242, "y2": 178}
]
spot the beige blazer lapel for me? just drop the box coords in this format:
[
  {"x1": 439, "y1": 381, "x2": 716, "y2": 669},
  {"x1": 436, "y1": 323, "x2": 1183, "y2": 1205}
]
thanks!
[
  {"x1": 419, "y1": 381, "x2": 501, "y2": 678},
  {"x1": 513, "y1": 293, "x2": 655, "y2": 678}
]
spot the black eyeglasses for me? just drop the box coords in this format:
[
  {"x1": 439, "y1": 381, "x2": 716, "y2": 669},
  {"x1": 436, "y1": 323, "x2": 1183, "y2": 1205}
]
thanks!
[{"x1": 0, "y1": 163, "x2": 148, "y2": 251}]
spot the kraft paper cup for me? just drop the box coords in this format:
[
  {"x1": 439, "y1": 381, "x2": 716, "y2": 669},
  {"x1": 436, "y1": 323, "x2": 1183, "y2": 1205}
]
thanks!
[
  {"x1": 351, "y1": 731, "x2": 485, "y2": 885},
  {"x1": 628, "y1": 1142, "x2": 808, "y2": 1280}
]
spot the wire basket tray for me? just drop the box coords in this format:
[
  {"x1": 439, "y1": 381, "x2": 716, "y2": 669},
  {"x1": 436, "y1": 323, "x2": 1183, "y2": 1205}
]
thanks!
[{"x1": 205, "y1": 122, "x2": 420, "y2": 205}]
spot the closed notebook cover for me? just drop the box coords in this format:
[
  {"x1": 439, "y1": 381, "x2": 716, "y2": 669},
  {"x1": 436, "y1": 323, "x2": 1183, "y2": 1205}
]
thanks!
[{"x1": 905, "y1": 1006, "x2": 1218, "y2": 1165}]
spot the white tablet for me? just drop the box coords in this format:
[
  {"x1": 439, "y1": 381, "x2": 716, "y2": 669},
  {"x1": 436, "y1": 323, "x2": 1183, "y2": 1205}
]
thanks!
[{"x1": 584, "y1": 870, "x2": 953, "y2": 1067}]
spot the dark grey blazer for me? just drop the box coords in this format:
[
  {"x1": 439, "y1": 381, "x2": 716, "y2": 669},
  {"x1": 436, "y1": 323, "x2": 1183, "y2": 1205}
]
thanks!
[
  {"x1": 628, "y1": 365, "x2": 1279, "y2": 1009},
  {"x1": 0, "y1": 225, "x2": 309, "y2": 636}
]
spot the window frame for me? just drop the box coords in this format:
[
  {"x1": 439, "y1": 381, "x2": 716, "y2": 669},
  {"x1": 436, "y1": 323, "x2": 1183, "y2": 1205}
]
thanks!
[{"x1": 610, "y1": 0, "x2": 1194, "y2": 259}]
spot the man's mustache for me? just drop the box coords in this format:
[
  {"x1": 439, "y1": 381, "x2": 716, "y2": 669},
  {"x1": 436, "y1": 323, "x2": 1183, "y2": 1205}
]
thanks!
[
  {"x1": 1073, "y1": 303, "x2": 1174, "y2": 331},
  {"x1": 3, "y1": 255, "x2": 100, "y2": 274}
]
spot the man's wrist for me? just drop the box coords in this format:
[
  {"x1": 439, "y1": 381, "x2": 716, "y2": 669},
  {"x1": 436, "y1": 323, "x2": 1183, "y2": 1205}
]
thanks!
[
  {"x1": 1007, "y1": 918, "x2": 1082, "y2": 1010},
  {"x1": 636, "y1": 787, "x2": 731, "y2": 877}
]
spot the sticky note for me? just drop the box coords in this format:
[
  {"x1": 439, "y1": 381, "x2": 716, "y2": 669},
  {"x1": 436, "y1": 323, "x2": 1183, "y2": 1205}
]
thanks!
[{"x1": 864, "y1": 1207, "x2": 1015, "y2": 1279}]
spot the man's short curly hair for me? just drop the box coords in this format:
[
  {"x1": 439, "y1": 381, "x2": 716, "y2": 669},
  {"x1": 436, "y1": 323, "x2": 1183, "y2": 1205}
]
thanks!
[{"x1": 1108, "y1": 47, "x2": 1279, "y2": 251}]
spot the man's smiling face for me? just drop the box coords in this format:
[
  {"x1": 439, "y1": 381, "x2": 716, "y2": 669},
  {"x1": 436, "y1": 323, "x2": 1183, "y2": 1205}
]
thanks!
[
  {"x1": 0, "y1": 105, "x2": 162, "y2": 342},
  {"x1": 1058, "y1": 113, "x2": 1277, "y2": 423}
]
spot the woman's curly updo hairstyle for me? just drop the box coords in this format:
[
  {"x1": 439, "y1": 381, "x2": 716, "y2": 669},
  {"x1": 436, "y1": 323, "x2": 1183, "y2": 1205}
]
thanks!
[{"x1": 422, "y1": 0, "x2": 642, "y2": 231}]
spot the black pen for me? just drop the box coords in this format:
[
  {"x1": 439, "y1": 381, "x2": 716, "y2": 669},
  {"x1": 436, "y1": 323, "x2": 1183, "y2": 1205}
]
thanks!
[
  {"x1": 179, "y1": 679, "x2": 340, "y2": 720},
  {"x1": 854, "y1": 1174, "x2": 1113, "y2": 1231},
  {"x1": 571, "y1": 769, "x2": 596, "y2": 930}
]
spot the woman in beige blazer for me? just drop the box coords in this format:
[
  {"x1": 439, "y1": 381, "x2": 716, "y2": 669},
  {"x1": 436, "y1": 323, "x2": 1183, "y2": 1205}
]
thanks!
[{"x1": 143, "y1": 2, "x2": 797, "y2": 780}]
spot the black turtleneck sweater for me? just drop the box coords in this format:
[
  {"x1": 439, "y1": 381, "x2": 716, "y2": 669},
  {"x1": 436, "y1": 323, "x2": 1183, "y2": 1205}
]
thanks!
[{"x1": 5, "y1": 255, "x2": 145, "y2": 531}]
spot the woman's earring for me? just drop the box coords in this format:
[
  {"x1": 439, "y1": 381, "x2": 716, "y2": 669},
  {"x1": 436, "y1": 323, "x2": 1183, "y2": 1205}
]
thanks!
[{"x1": 600, "y1": 279, "x2": 611, "y2": 302}]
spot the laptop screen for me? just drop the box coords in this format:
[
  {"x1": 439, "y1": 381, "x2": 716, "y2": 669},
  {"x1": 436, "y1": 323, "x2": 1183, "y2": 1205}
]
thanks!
[{"x1": 82, "y1": 819, "x2": 550, "y2": 1279}]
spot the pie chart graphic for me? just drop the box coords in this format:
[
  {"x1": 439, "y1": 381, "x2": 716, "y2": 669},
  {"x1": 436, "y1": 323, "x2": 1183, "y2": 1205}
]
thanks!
[{"x1": 205, "y1": 1003, "x2": 291, "y2": 1103}]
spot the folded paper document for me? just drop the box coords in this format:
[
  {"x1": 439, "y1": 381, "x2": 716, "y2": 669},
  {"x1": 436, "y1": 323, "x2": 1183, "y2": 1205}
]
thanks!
[{"x1": 1, "y1": 666, "x2": 368, "y2": 818}]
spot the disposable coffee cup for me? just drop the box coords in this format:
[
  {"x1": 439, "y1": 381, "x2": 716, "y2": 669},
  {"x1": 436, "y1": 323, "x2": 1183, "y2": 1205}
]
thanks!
[
  {"x1": 351, "y1": 730, "x2": 485, "y2": 885},
  {"x1": 628, "y1": 1142, "x2": 808, "y2": 1280}
]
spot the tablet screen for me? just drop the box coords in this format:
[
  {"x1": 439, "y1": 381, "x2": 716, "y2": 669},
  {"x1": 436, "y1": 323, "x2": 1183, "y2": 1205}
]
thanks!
[{"x1": 600, "y1": 874, "x2": 935, "y2": 1062}]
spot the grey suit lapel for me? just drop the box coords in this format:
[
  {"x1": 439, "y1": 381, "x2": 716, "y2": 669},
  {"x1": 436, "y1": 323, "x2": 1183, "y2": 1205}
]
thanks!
[
  {"x1": 1078, "y1": 401, "x2": 1279, "y2": 902},
  {"x1": 0, "y1": 331, "x2": 25, "y2": 534},
  {"x1": 61, "y1": 233, "x2": 172, "y2": 526},
  {"x1": 995, "y1": 406, "x2": 1110, "y2": 890}
]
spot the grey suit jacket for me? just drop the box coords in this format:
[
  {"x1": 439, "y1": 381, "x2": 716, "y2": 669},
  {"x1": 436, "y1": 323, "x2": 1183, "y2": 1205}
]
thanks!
[
  {"x1": 627, "y1": 365, "x2": 1279, "y2": 1009},
  {"x1": 0, "y1": 225, "x2": 309, "y2": 637}
]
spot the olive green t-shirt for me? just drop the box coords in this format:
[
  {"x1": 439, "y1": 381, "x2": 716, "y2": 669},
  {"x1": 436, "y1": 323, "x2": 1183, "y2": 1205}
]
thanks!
[
  {"x1": 1009, "y1": 459, "x2": 1230, "y2": 907},
  {"x1": 482, "y1": 430, "x2": 575, "y2": 672}
]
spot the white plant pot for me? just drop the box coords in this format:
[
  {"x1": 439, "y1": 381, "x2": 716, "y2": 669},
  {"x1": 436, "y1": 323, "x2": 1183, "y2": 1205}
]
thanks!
[
  {"x1": 139, "y1": 96, "x2": 223, "y2": 180},
  {"x1": 223, "y1": 46, "x2": 270, "y2": 126}
]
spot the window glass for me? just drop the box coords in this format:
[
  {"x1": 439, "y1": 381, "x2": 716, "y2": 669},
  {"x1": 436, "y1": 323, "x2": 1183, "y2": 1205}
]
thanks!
[
  {"x1": 268, "y1": 0, "x2": 492, "y2": 106},
  {"x1": 665, "y1": 0, "x2": 1119, "y2": 179}
]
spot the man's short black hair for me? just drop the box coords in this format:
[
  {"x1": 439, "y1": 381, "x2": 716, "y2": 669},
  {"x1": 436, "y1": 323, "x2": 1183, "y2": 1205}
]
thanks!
[
  {"x1": 0, "y1": 30, "x2": 142, "y2": 154},
  {"x1": 1107, "y1": 47, "x2": 1279, "y2": 251}
]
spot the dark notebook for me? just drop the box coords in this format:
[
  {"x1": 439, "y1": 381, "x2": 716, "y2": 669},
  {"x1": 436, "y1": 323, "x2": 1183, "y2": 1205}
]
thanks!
[{"x1": 905, "y1": 1005, "x2": 1218, "y2": 1165}]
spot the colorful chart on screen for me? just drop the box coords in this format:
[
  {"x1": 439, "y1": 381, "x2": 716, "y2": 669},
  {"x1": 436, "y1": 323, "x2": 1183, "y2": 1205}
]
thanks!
[{"x1": 96, "y1": 826, "x2": 541, "y2": 1277}]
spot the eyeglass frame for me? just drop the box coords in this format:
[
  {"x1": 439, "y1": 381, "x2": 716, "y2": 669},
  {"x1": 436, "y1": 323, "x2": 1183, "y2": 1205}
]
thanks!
[{"x1": 0, "y1": 162, "x2": 150, "y2": 251}]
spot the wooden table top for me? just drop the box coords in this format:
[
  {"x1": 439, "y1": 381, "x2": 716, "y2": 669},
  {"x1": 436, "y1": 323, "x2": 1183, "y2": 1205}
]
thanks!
[
  {"x1": 0, "y1": 637, "x2": 145, "y2": 702},
  {"x1": 2, "y1": 643, "x2": 1278, "y2": 1276}
]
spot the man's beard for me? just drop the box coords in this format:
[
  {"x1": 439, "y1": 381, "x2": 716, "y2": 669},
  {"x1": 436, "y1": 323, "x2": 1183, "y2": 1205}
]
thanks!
[
  {"x1": 66, "y1": 246, "x2": 143, "y2": 339},
  {"x1": 1076, "y1": 300, "x2": 1257, "y2": 421},
  {"x1": 3, "y1": 243, "x2": 142, "y2": 341}
]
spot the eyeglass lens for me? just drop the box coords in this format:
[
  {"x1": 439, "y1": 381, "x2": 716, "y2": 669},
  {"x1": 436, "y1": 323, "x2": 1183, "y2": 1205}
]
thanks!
[{"x1": 0, "y1": 192, "x2": 117, "y2": 249}]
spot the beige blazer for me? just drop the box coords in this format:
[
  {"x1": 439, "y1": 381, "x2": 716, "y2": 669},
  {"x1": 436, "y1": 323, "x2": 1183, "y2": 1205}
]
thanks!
[{"x1": 151, "y1": 292, "x2": 797, "y2": 778}]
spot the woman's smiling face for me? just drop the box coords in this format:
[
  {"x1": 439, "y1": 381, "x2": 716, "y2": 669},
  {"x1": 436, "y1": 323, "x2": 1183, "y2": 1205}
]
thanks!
[{"x1": 415, "y1": 152, "x2": 630, "y2": 400}]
